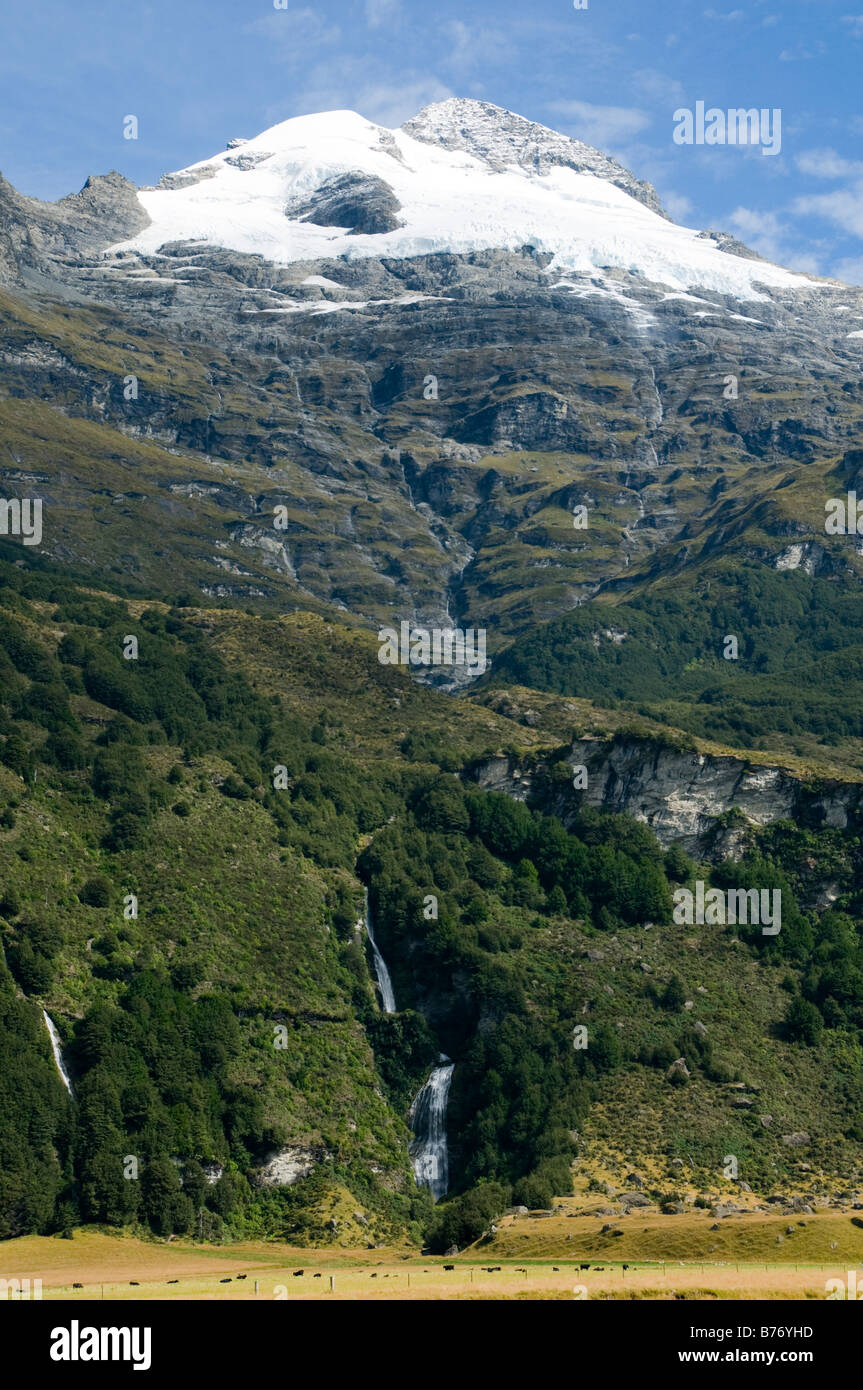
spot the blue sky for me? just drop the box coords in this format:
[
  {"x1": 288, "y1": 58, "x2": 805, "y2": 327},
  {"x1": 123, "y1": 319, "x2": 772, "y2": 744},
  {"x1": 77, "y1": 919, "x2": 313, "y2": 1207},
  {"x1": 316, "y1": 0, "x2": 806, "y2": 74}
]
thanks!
[{"x1": 1, "y1": 0, "x2": 862, "y2": 280}]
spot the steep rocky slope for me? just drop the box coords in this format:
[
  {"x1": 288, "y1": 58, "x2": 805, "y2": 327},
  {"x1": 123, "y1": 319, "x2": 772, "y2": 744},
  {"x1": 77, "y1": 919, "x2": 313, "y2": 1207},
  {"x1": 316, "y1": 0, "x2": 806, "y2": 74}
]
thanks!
[{"x1": 2, "y1": 99, "x2": 862, "y2": 662}]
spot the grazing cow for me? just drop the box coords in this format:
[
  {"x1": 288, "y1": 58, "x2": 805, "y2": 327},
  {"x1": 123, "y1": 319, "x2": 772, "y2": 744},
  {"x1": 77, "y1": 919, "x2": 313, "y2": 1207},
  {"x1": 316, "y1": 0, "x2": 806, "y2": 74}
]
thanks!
[
  {"x1": 72, "y1": 1283, "x2": 83, "y2": 1289},
  {"x1": 167, "y1": 1280, "x2": 178, "y2": 1285},
  {"x1": 220, "y1": 1278, "x2": 231, "y2": 1284},
  {"x1": 313, "y1": 1273, "x2": 321, "y2": 1278},
  {"x1": 237, "y1": 1274, "x2": 247, "y2": 1280},
  {"x1": 292, "y1": 1270, "x2": 304, "y2": 1277},
  {"x1": 553, "y1": 1267, "x2": 559, "y2": 1272},
  {"x1": 129, "y1": 1282, "x2": 139, "y2": 1287},
  {"x1": 622, "y1": 1264, "x2": 629, "y2": 1272},
  {"x1": 443, "y1": 1265, "x2": 455, "y2": 1271},
  {"x1": 370, "y1": 1273, "x2": 377, "y2": 1279},
  {"x1": 579, "y1": 1263, "x2": 590, "y2": 1270}
]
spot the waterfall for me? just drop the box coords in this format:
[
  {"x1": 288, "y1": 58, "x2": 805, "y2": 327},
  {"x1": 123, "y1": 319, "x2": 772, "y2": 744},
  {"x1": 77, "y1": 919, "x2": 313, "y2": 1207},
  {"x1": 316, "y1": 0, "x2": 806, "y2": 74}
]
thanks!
[
  {"x1": 42, "y1": 1010, "x2": 73, "y2": 1097},
  {"x1": 364, "y1": 889, "x2": 396, "y2": 1014},
  {"x1": 409, "y1": 1055, "x2": 455, "y2": 1202}
]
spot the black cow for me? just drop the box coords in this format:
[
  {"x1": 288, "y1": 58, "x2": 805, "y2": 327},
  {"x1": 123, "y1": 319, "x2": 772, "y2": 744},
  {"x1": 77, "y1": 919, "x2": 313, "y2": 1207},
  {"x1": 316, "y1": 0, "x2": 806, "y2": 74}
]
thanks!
[
  {"x1": 443, "y1": 1265, "x2": 455, "y2": 1271},
  {"x1": 167, "y1": 1280, "x2": 179, "y2": 1285},
  {"x1": 220, "y1": 1278, "x2": 231, "y2": 1283},
  {"x1": 579, "y1": 1263, "x2": 590, "y2": 1270},
  {"x1": 313, "y1": 1273, "x2": 321, "y2": 1278},
  {"x1": 292, "y1": 1270, "x2": 304, "y2": 1277},
  {"x1": 237, "y1": 1274, "x2": 247, "y2": 1280},
  {"x1": 129, "y1": 1282, "x2": 139, "y2": 1286},
  {"x1": 72, "y1": 1283, "x2": 83, "y2": 1289}
]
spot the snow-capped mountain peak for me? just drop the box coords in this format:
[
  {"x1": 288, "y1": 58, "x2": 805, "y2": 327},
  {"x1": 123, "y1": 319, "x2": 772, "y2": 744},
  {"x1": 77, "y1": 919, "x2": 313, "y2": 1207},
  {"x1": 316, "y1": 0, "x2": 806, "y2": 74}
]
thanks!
[
  {"x1": 401, "y1": 98, "x2": 666, "y2": 215},
  {"x1": 110, "y1": 101, "x2": 816, "y2": 301}
]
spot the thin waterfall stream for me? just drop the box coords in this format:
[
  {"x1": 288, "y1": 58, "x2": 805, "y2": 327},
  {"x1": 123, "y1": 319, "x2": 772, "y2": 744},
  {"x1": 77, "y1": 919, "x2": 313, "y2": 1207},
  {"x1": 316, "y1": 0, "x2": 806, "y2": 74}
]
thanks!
[
  {"x1": 42, "y1": 1010, "x2": 73, "y2": 1097},
  {"x1": 364, "y1": 888, "x2": 396, "y2": 1014}
]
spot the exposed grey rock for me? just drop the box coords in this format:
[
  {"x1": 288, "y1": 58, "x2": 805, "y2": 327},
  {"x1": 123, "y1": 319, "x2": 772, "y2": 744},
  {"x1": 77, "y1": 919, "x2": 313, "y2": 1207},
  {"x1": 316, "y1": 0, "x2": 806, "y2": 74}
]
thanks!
[
  {"x1": 0, "y1": 169, "x2": 149, "y2": 282},
  {"x1": 697, "y1": 228, "x2": 766, "y2": 262},
  {"x1": 474, "y1": 739, "x2": 863, "y2": 859},
  {"x1": 290, "y1": 172, "x2": 402, "y2": 235},
  {"x1": 253, "y1": 1145, "x2": 326, "y2": 1187},
  {"x1": 402, "y1": 98, "x2": 669, "y2": 218},
  {"x1": 158, "y1": 165, "x2": 219, "y2": 190}
]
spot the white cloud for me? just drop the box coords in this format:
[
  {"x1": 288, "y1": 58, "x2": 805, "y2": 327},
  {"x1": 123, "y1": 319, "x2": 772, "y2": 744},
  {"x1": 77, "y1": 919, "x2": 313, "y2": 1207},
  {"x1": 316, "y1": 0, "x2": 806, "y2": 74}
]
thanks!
[
  {"x1": 365, "y1": 0, "x2": 401, "y2": 28},
  {"x1": 841, "y1": 15, "x2": 863, "y2": 36},
  {"x1": 725, "y1": 205, "x2": 819, "y2": 272},
  {"x1": 662, "y1": 190, "x2": 694, "y2": 222},
  {"x1": 779, "y1": 40, "x2": 827, "y2": 61},
  {"x1": 793, "y1": 181, "x2": 863, "y2": 239},
  {"x1": 833, "y1": 255, "x2": 863, "y2": 283},
  {"x1": 265, "y1": 66, "x2": 454, "y2": 130},
  {"x1": 244, "y1": 9, "x2": 341, "y2": 60},
  {"x1": 632, "y1": 67, "x2": 686, "y2": 103},
  {"x1": 441, "y1": 20, "x2": 512, "y2": 74},
  {"x1": 548, "y1": 99, "x2": 652, "y2": 149},
  {"x1": 727, "y1": 206, "x2": 785, "y2": 258},
  {"x1": 354, "y1": 79, "x2": 454, "y2": 128},
  {"x1": 703, "y1": 8, "x2": 745, "y2": 20},
  {"x1": 796, "y1": 148, "x2": 863, "y2": 179}
]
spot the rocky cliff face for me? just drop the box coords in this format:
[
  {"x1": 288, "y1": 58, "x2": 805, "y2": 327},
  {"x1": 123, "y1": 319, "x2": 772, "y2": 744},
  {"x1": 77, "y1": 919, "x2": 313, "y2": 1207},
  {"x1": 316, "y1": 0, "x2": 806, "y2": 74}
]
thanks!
[
  {"x1": 474, "y1": 736, "x2": 863, "y2": 858},
  {"x1": 0, "y1": 171, "x2": 149, "y2": 284}
]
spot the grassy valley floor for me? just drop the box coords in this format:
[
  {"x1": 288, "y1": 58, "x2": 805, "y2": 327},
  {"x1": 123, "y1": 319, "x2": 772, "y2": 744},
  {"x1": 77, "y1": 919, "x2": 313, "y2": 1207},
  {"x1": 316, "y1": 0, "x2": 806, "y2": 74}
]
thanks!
[{"x1": 3, "y1": 1218, "x2": 862, "y2": 1300}]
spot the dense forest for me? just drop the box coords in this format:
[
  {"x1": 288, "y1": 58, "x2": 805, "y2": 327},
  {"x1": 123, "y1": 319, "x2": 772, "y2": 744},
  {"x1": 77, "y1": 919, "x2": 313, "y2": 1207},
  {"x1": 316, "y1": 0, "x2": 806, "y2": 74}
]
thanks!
[
  {"x1": 1, "y1": 550, "x2": 863, "y2": 1251},
  {"x1": 489, "y1": 562, "x2": 863, "y2": 750}
]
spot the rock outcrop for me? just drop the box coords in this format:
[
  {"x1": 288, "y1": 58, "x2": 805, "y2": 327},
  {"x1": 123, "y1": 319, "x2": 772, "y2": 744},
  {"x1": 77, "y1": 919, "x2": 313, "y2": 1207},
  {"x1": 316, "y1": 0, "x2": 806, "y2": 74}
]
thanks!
[{"x1": 473, "y1": 737, "x2": 863, "y2": 856}]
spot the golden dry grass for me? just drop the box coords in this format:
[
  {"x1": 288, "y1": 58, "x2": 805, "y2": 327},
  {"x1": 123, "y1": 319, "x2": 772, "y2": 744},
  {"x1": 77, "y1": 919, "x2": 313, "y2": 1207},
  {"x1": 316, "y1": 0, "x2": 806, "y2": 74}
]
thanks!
[{"x1": 2, "y1": 1220, "x2": 861, "y2": 1301}]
